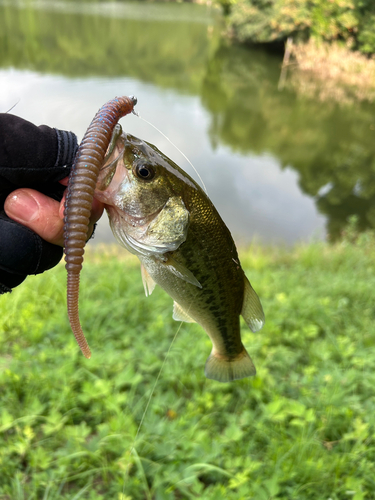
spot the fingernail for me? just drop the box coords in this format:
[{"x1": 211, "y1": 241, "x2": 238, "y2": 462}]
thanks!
[{"x1": 6, "y1": 192, "x2": 39, "y2": 223}]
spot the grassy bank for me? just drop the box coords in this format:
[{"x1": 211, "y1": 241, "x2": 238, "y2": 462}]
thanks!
[
  {"x1": 285, "y1": 39, "x2": 375, "y2": 105},
  {"x1": 219, "y1": 0, "x2": 375, "y2": 104},
  {"x1": 225, "y1": 0, "x2": 375, "y2": 54},
  {"x1": 1, "y1": 233, "x2": 375, "y2": 499}
]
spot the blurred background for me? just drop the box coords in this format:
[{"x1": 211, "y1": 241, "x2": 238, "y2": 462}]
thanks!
[{"x1": 4, "y1": 0, "x2": 375, "y2": 246}]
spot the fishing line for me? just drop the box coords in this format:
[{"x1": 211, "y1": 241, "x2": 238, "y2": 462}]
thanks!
[
  {"x1": 122, "y1": 291, "x2": 198, "y2": 494},
  {"x1": 136, "y1": 113, "x2": 208, "y2": 195},
  {"x1": 122, "y1": 319, "x2": 185, "y2": 495},
  {"x1": 4, "y1": 100, "x2": 20, "y2": 113},
  {"x1": 121, "y1": 113, "x2": 202, "y2": 494}
]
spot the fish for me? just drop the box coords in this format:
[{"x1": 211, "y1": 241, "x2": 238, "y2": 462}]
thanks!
[{"x1": 94, "y1": 127, "x2": 265, "y2": 382}]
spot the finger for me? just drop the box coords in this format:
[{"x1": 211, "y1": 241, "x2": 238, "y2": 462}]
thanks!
[
  {"x1": 5, "y1": 189, "x2": 65, "y2": 246},
  {"x1": 5, "y1": 189, "x2": 105, "y2": 248},
  {"x1": 59, "y1": 176, "x2": 69, "y2": 186}
]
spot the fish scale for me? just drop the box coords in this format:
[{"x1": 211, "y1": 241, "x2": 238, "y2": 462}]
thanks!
[{"x1": 95, "y1": 130, "x2": 265, "y2": 382}]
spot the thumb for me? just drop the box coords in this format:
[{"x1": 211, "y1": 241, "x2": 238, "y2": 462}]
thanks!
[{"x1": 4, "y1": 189, "x2": 65, "y2": 246}]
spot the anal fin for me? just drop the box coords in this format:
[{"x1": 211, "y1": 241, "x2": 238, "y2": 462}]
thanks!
[{"x1": 241, "y1": 276, "x2": 265, "y2": 332}]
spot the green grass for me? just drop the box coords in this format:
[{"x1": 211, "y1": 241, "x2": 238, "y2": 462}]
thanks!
[{"x1": 1, "y1": 230, "x2": 375, "y2": 499}]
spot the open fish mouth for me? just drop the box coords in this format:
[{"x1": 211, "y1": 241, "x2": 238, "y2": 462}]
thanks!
[
  {"x1": 105, "y1": 201, "x2": 164, "y2": 230},
  {"x1": 94, "y1": 157, "x2": 128, "y2": 205}
]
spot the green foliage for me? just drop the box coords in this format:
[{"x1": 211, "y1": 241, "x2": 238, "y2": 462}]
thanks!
[
  {"x1": 0, "y1": 2, "x2": 217, "y2": 93},
  {"x1": 227, "y1": 0, "x2": 311, "y2": 44},
  {"x1": 2, "y1": 237, "x2": 375, "y2": 498},
  {"x1": 3, "y1": 2, "x2": 375, "y2": 242},
  {"x1": 200, "y1": 41, "x2": 375, "y2": 240},
  {"x1": 225, "y1": 0, "x2": 375, "y2": 54}
]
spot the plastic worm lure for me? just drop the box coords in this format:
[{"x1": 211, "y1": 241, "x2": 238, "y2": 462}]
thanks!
[{"x1": 63, "y1": 95, "x2": 137, "y2": 358}]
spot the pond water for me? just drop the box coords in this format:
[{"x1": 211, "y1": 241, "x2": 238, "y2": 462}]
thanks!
[{"x1": 1, "y1": 0, "x2": 375, "y2": 245}]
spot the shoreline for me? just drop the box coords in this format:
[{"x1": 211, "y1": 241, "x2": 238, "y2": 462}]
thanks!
[{"x1": 279, "y1": 39, "x2": 375, "y2": 105}]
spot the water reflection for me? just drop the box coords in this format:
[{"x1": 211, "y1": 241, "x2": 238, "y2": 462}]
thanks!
[
  {"x1": 0, "y1": 0, "x2": 215, "y2": 90},
  {"x1": 1, "y1": 0, "x2": 374, "y2": 242},
  {"x1": 201, "y1": 43, "x2": 375, "y2": 240}
]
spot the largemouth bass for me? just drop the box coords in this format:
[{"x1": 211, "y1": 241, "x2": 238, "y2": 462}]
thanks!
[{"x1": 94, "y1": 126, "x2": 265, "y2": 382}]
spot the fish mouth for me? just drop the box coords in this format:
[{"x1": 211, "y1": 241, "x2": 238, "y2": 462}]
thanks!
[
  {"x1": 122, "y1": 132, "x2": 145, "y2": 148},
  {"x1": 94, "y1": 133, "x2": 150, "y2": 207},
  {"x1": 94, "y1": 151, "x2": 129, "y2": 206},
  {"x1": 98, "y1": 166, "x2": 165, "y2": 229},
  {"x1": 105, "y1": 202, "x2": 164, "y2": 229},
  {"x1": 94, "y1": 130, "x2": 167, "y2": 231}
]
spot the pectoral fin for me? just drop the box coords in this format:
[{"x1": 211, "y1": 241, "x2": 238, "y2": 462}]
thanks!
[
  {"x1": 141, "y1": 264, "x2": 156, "y2": 297},
  {"x1": 241, "y1": 276, "x2": 265, "y2": 332},
  {"x1": 173, "y1": 301, "x2": 196, "y2": 323},
  {"x1": 163, "y1": 255, "x2": 202, "y2": 288}
]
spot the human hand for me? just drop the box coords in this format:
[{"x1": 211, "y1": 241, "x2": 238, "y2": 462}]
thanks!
[
  {"x1": 0, "y1": 113, "x2": 104, "y2": 293},
  {"x1": 4, "y1": 181, "x2": 104, "y2": 247}
]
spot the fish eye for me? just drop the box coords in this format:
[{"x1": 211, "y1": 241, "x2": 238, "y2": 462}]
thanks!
[{"x1": 133, "y1": 164, "x2": 155, "y2": 181}]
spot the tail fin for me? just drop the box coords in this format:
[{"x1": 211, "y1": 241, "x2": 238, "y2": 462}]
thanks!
[{"x1": 204, "y1": 348, "x2": 256, "y2": 382}]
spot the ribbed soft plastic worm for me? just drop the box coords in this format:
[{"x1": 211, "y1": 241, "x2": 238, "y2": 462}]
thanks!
[{"x1": 63, "y1": 95, "x2": 137, "y2": 358}]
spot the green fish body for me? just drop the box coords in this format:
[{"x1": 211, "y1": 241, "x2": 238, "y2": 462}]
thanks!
[{"x1": 95, "y1": 129, "x2": 265, "y2": 382}]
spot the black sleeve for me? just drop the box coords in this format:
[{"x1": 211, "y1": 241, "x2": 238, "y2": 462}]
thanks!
[{"x1": 0, "y1": 113, "x2": 78, "y2": 293}]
